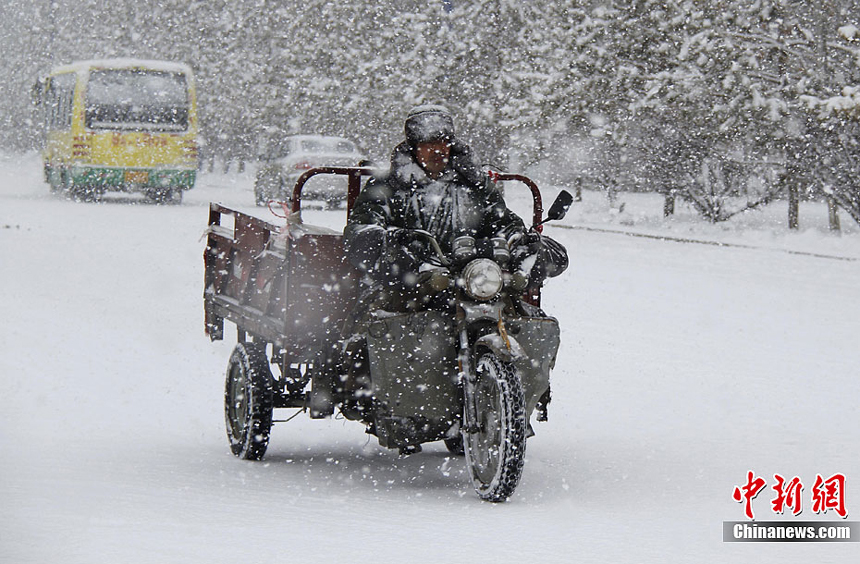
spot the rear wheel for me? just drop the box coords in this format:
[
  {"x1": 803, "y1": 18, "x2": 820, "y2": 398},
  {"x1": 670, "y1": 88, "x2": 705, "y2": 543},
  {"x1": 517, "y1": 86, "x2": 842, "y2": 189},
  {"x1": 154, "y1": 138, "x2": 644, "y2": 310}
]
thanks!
[
  {"x1": 463, "y1": 350, "x2": 527, "y2": 502},
  {"x1": 253, "y1": 181, "x2": 268, "y2": 206},
  {"x1": 59, "y1": 169, "x2": 86, "y2": 199},
  {"x1": 225, "y1": 342, "x2": 274, "y2": 460},
  {"x1": 147, "y1": 188, "x2": 182, "y2": 204},
  {"x1": 254, "y1": 169, "x2": 283, "y2": 206}
]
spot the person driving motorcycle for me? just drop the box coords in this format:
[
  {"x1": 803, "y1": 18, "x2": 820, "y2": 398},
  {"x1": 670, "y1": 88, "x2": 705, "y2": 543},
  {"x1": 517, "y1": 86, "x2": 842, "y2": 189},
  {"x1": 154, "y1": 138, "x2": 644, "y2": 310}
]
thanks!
[
  {"x1": 344, "y1": 105, "x2": 568, "y2": 300},
  {"x1": 334, "y1": 106, "x2": 569, "y2": 452}
]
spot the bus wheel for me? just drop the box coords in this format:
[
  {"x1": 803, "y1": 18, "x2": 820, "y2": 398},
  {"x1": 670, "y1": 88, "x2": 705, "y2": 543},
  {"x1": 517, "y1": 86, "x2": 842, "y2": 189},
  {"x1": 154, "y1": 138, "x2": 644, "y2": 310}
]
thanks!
[
  {"x1": 59, "y1": 169, "x2": 73, "y2": 195},
  {"x1": 46, "y1": 166, "x2": 61, "y2": 193},
  {"x1": 148, "y1": 189, "x2": 182, "y2": 205},
  {"x1": 69, "y1": 184, "x2": 97, "y2": 202}
]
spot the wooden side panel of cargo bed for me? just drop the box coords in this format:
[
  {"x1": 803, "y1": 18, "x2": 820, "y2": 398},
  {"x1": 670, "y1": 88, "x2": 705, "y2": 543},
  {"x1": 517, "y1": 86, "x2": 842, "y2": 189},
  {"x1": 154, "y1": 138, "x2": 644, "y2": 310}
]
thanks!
[{"x1": 283, "y1": 233, "x2": 359, "y2": 355}]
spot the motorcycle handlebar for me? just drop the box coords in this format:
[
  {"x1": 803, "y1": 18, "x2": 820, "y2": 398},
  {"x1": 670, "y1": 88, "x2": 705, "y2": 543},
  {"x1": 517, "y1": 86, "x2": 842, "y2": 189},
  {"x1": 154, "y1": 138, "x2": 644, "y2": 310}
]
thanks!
[{"x1": 389, "y1": 228, "x2": 451, "y2": 267}]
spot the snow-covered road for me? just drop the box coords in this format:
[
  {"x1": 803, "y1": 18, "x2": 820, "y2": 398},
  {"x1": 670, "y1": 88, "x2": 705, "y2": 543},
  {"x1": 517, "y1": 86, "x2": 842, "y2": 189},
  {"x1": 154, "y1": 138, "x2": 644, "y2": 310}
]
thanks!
[{"x1": 2, "y1": 153, "x2": 858, "y2": 563}]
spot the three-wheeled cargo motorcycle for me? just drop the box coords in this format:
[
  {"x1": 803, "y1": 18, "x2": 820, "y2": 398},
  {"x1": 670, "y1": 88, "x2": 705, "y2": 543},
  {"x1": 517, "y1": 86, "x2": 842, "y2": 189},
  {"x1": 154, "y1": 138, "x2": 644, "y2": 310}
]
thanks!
[{"x1": 204, "y1": 167, "x2": 571, "y2": 501}]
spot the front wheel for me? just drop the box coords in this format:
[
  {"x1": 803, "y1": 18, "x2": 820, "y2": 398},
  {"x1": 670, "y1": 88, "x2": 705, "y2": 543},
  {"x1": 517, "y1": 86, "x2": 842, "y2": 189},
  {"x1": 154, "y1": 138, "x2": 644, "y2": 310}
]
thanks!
[
  {"x1": 463, "y1": 350, "x2": 527, "y2": 502},
  {"x1": 225, "y1": 342, "x2": 274, "y2": 460}
]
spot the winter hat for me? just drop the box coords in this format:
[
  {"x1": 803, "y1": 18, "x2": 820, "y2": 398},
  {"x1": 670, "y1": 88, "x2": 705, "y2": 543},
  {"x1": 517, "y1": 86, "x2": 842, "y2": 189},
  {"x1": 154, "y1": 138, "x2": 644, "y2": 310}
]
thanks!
[{"x1": 404, "y1": 105, "x2": 455, "y2": 146}]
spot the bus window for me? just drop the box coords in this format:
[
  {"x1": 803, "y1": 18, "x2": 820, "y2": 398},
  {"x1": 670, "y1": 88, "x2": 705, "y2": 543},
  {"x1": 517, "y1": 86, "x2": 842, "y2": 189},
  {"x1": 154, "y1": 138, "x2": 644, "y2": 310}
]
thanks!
[
  {"x1": 85, "y1": 69, "x2": 189, "y2": 132},
  {"x1": 46, "y1": 73, "x2": 75, "y2": 131}
]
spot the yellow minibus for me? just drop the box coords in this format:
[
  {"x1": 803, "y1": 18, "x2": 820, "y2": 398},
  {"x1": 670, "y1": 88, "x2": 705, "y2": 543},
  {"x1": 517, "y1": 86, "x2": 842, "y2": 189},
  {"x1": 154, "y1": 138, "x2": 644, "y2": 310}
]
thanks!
[{"x1": 34, "y1": 59, "x2": 198, "y2": 202}]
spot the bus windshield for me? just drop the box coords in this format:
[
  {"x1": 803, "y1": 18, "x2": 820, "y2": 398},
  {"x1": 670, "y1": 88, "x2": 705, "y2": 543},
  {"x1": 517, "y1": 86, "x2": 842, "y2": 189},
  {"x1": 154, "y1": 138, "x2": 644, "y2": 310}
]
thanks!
[{"x1": 85, "y1": 69, "x2": 189, "y2": 131}]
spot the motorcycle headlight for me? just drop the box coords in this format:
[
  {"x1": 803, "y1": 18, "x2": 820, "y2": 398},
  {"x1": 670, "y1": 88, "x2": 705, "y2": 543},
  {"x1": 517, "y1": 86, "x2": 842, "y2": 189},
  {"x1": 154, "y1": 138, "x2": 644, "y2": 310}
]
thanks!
[{"x1": 462, "y1": 258, "x2": 503, "y2": 301}]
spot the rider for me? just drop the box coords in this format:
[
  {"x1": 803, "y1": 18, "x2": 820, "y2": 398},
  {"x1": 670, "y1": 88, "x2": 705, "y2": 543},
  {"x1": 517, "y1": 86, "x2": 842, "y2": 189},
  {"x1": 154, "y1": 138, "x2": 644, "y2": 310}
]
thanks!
[
  {"x1": 333, "y1": 106, "x2": 568, "y2": 426},
  {"x1": 344, "y1": 105, "x2": 568, "y2": 301}
]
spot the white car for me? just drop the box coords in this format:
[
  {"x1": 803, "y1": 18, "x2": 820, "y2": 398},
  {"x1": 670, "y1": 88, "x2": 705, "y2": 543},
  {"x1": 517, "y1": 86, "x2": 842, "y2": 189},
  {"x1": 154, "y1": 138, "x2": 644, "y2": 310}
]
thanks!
[{"x1": 254, "y1": 135, "x2": 365, "y2": 207}]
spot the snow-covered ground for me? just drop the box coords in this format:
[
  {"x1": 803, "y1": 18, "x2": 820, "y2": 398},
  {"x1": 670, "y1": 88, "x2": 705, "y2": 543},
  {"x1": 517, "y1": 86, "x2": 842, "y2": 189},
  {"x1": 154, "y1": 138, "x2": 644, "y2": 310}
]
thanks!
[{"x1": 1, "y1": 152, "x2": 858, "y2": 563}]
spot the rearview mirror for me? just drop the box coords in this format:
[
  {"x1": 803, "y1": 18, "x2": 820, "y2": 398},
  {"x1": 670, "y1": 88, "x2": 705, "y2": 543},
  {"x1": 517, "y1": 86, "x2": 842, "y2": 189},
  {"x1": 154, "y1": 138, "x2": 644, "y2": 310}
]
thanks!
[{"x1": 545, "y1": 190, "x2": 573, "y2": 223}]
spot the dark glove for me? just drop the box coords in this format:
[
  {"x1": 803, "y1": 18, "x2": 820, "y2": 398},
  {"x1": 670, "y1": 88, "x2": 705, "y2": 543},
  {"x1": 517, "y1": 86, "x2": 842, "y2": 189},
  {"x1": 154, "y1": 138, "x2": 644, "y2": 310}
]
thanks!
[
  {"x1": 510, "y1": 232, "x2": 542, "y2": 272},
  {"x1": 385, "y1": 228, "x2": 414, "y2": 248},
  {"x1": 511, "y1": 232, "x2": 568, "y2": 287},
  {"x1": 344, "y1": 224, "x2": 385, "y2": 274},
  {"x1": 382, "y1": 229, "x2": 431, "y2": 288},
  {"x1": 541, "y1": 235, "x2": 568, "y2": 278}
]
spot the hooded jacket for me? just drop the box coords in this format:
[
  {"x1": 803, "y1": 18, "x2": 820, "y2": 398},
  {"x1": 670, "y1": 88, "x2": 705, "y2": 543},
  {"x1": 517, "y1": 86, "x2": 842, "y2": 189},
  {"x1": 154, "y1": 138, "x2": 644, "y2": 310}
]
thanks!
[{"x1": 344, "y1": 140, "x2": 527, "y2": 281}]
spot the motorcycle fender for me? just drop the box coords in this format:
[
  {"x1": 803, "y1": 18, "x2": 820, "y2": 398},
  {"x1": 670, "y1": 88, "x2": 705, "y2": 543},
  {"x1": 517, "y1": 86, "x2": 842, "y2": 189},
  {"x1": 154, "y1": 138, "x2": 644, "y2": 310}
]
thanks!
[{"x1": 475, "y1": 332, "x2": 525, "y2": 363}]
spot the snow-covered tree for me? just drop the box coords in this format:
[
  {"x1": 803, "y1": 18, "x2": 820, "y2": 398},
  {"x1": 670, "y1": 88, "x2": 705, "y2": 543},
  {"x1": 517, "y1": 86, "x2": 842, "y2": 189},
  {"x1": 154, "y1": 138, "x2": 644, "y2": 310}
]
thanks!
[{"x1": 4, "y1": 0, "x2": 860, "y2": 225}]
